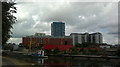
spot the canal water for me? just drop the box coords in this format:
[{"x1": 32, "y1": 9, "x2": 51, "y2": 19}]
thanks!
[
  {"x1": 5, "y1": 53, "x2": 120, "y2": 67},
  {"x1": 21, "y1": 56, "x2": 120, "y2": 67}
]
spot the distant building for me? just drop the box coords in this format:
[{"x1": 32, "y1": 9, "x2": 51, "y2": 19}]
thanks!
[
  {"x1": 35, "y1": 33, "x2": 46, "y2": 36},
  {"x1": 22, "y1": 34, "x2": 73, "y2": 50},
  {"x1": 26, "y1": 33, "x2": 50, "y2": 38},
  {"x1": 99, "y1": 45, "x2": 111, "y2": 49},
  {"x1": 70, "y1": 32, "x2": 103, "y2": 46},
  {"x1": 22, "y1": 36, "x2": 73, "y2": 46},
  {"x1": 51, "y1": 22, "x2": 65, "y2": 37},
  {"x1": 91, "y1": 32, "x2": 102, "y2": 44}
]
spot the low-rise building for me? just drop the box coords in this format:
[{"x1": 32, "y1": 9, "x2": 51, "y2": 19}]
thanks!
[
  {"x1": 22, "y1": 33, "x2": 73, "y2": 50},
  {"x1": 99, "y1": 45, "x2": 111, "y2": 49}
]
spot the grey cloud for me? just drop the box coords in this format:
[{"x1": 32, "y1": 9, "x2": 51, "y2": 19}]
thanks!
[{"x1": 10, "y1": 2, "x2": 118, "y2": 44}]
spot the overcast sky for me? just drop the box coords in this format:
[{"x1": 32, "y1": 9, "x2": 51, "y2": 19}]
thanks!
[{"x1": 8, "y1": 0, "x2": 119, "y2": 45}]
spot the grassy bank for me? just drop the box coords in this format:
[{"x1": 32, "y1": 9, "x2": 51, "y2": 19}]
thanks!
[{"x1": 2, "y1": 56, "x2": 34, "y2": 65}]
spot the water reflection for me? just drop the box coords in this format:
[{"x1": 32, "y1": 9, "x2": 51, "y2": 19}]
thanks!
[{"x1": 22, "y1": 56, "x2": 120, "y2": 67}]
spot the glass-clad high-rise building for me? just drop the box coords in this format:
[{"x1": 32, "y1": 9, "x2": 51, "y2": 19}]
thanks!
[{"x1": 51, "y1": 22, "x2": 65, "y2": 37}]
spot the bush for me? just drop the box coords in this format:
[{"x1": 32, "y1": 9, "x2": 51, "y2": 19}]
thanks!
[
  {"x1": 116, "y1": 47, "x2": 120, "y2": 56},
  {"x1": 53, "y1": 48, "x2": 60, "y2": 54}
]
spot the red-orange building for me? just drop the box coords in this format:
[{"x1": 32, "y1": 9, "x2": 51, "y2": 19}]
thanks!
[{"x1": 22, "y1": 36, "x2": 73, "y2": 50}]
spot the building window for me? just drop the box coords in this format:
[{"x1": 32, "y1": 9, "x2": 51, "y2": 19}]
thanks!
[{"x1": 64, "y1": 41, "x2": 68, "y2": 45}]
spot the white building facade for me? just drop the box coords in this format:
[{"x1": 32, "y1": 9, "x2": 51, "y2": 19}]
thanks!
[{"x1": 70, "y1": 32, "x2": 103, "y2": 46}]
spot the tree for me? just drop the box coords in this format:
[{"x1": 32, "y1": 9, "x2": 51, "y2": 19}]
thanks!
[
  {"x1": 2, "y1": 2, "x2": 17, "y2": 45},
  {"x1": 116, "y1": 46, "x2": 120, "y2": 56},
  {"x1": 75, "y1": 42, "x2": 89, "y2": 48},
  {"x1": 53, "y1": 48, "x2": 60, "y2": 54}
]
